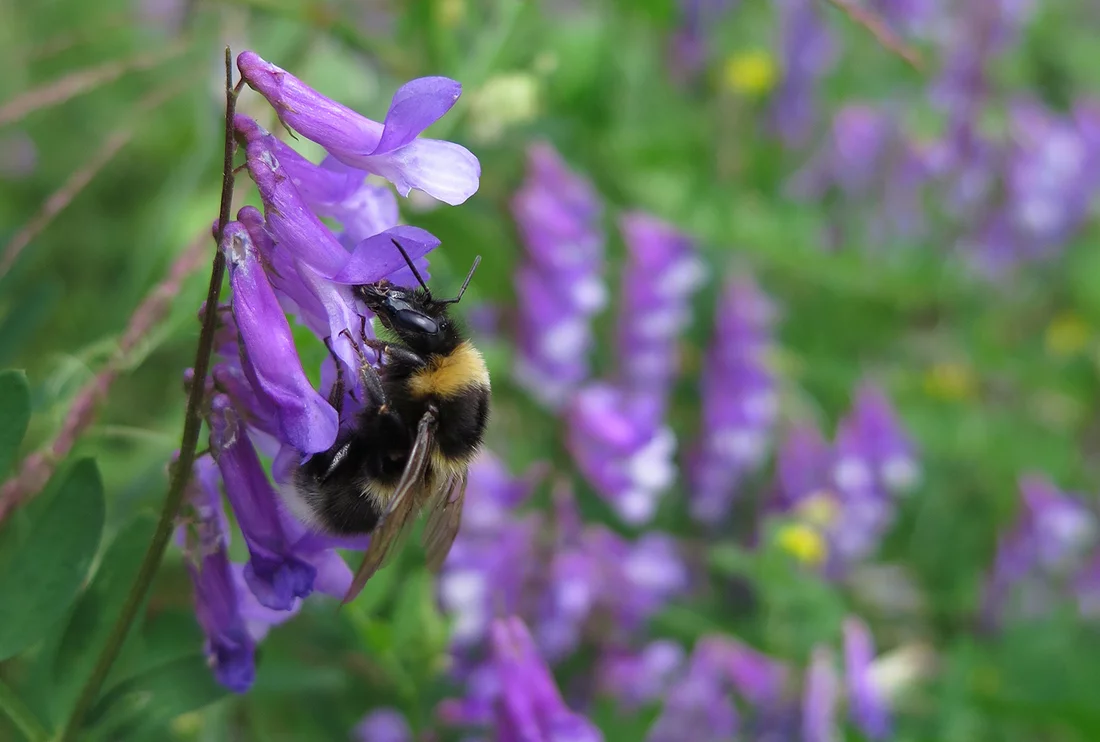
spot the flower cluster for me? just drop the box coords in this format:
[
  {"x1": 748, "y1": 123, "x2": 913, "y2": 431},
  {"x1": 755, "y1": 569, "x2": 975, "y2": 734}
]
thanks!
[
  {"x1": 178, "y1": 50, "x2": 480, "y2": 692},
  {"x1": 511, "y1": 142, "x2": 607, "y2": 409},
  {"x1": 769, "y1": 382, "x2": 920, "y2": 574},
  {"x1": 687, "y1": 274, "x2": 779, "y2": 523}
]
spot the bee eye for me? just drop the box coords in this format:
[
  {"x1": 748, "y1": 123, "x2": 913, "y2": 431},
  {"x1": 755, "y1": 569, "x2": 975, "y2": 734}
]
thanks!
[{"x1": 394, "y1": 310, "x2": 439, "y2": 335}]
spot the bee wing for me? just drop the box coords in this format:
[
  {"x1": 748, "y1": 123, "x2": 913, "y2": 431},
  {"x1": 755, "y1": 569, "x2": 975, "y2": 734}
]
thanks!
[
  {"x1": 342, "y1": 409, "x2": 437, "y2": 604},
  {"x1": 422, "y1": 467, "x2": 468, "y2": 572}
]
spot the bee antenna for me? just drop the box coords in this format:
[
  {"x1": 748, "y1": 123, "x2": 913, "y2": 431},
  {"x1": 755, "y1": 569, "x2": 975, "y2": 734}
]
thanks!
[
  {"x1": 391, "y1": 238, "x2": 431, "y2": 298},
  {"x1": 435, "y1": 255, "x2": 482, "y2": 306}
]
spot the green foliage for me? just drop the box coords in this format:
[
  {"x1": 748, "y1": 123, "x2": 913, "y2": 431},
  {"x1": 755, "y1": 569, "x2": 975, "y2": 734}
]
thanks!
[
  {"x1": 0, "y1": 370, "x2": 30, "y2": 478},
  {"x1": 0, "y1": 458, "x2": 105, "y2": 661}
]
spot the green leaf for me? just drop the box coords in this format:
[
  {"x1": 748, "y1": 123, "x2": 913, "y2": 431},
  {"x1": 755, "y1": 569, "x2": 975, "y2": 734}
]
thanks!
[
  {"x1": 48, "y1": 514, "x2": 156, "y2": 720},
  {"x1": 84, "y1": 654, "x2": 227, "y2": 740},
  {"x1": 0, "y1": 369, "x2": 30, "y2": 478},
  {"x1": 0, "y1": 458, "x2": 105, "y2": 661}
]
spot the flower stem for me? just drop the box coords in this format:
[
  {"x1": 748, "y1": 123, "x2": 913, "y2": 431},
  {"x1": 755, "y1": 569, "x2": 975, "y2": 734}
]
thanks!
[
  {"x1": 57, "y1": 47, "x2": 240, "y2": 742},
  {"x1": 0, "y1": 676, "x2": 48, "y2": 742}
]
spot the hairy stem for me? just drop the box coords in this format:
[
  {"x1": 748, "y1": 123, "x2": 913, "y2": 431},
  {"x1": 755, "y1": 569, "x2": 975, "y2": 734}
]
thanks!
[
  {"x1": 823, "y1": 0, "x2": 925, "y2": 71},
  {"x1": 57, "y1": 47, "x2": 240, "y2": 742},
  {"x1": 0, "y1": 676, "x2": 48, "y2": 742}
]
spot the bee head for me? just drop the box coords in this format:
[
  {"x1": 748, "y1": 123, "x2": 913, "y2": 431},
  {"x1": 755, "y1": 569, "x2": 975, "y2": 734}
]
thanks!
[
  {"x1": 355, "y1": 241, "x2": 482, "y2": 357},
  {"x1": 357, "y1": 281, "x2": 457, "y2": 356}
]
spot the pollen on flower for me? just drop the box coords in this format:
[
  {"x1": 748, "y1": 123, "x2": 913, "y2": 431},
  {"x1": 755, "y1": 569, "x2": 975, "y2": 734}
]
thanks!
[
  {"x1": 1044, "y1": 312, "x2": 1091, "y2": 357},
  {"x1": 922, "y1": 361, "x2": 976, "y2": 401},
  {"x1": 777, "y1": 522, "x2": 827, "y2": 565},
  {"x1": 722, "y1": 50, "x2": 778, "y2": 97}
]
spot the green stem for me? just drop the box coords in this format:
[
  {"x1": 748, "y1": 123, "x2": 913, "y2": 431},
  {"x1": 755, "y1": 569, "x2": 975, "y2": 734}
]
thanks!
[
  {"x1": 56, "y1": 47, "x2": 241, "y2": 742},
  {"x1": 0, "y1": 677, "x2": 49, "y2": 742}
]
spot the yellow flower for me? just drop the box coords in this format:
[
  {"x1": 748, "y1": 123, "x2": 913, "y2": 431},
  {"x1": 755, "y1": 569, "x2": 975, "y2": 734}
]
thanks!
[
  {"x1": 776, "y1": 523, "x2": 827, "y2": 566},
  {"x1": 923, "y1": 362, "x2": 976, "y2": 401},
  {"x1": 722, "y1": 51, "x2": 778, "y2": 97},
  {"x1": 1045, "y1": 312, "x2": 1091, "y2": 357}
]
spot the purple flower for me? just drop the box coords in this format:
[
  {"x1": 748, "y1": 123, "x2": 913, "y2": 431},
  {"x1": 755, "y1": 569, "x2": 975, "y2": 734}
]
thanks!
[
  {"x1": 647, "y1": 643, "x2": 738, "y2": 742},
  {"x1": 220, "y1": 219, "x2": 339, "y2": 454},
  {"x1": 615, "y1": 212, "x2": 705, "y2": 408},
  {"x1": 835, "y1": 382, "x2": 920, "y2": 495},
  {"x1": 353, "y1": 708, "x2": 412, "y2": 742},
  {"x1": 490, "y1": 617, "x2": 604, "y2": 742},
  {"x1": 843, "y1": 617, "x2": 891, "y2": 740},
  {"x1": 667, "y1": 0, "x2": 740, "y2": 83},
  {"x1": 694, "y1": 635, "x2": 789, "y2": 708},
  {"x1": 598, "y1": 640, "x2": 686, "y2": 708},
  {"x1": 208, "y1": 395, "x2": 316, "y2": 610},
  {"x1": 439, "y1": 453, "x2": 544, "y2": 648},
  {"x1": 180, "y1": 456, "x2": 294, "y2": 692},
  {"x1": 237, "y1": 51, "x2": 480, "y2": 205},
  {"x1": 687, "y1": 274, "x2": 778, "y2": 522},
  {"x1": 511, "y1": 142, "x2": 607, "y2": 409},
  {"x1": 802, "y1": 647, "x2": 839, "y2": 742},
  {"x1": 566, "y1": 383, "x2": 677, "y2": 525},
  {"x1": 770, "y1": 0, "x2": 837, "y2": 148},
  {"x1": 983, "y1": 475, "x2": 1097, "y2": 625}
]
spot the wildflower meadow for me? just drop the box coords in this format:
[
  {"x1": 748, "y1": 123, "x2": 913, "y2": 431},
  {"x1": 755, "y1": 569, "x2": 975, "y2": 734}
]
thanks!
[{"x1": 2, "y1": 1, "x2": 1100, "y2": 740}]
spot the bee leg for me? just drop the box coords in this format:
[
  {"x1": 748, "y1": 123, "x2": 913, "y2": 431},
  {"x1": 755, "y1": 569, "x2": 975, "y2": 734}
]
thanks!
[
  {"x1": 322, "y1": 335, "x2": 346, "y2": 414},
  {"x1": 362, "y1": 338, "x2": 427, "y2": 370},
  {"x1": 358, "y1": 358, "x2": 388, "y2": 411}
]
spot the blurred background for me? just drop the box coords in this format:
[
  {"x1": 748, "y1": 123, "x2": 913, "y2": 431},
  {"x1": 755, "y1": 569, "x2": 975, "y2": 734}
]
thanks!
[{"x1": 3, "y1": 0, "x2": 1100, "y2": 740}]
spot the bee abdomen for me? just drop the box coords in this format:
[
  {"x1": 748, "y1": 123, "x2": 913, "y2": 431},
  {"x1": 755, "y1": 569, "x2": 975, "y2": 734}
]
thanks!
[{"x1": 434, "y1": 384, "x2": 490, "y2": 461}]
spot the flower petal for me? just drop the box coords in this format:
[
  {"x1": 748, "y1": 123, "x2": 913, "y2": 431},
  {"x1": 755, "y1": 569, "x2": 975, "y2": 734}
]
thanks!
[
  {"x1": 330, "y1": 225, "x2": 441, "y2": 284},
  {"x1": 374, "y1": 76, "x2": 463, "y2": 154},
  {"x1": 357, "y1": 138, "x2": 481, "y2": 206},
  {"x1": 221, "y1": 221, "x2": 339, "y2": 454}
]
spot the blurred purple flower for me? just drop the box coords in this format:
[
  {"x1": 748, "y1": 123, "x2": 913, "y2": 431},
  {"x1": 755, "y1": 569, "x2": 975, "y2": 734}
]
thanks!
[
  {"x1": 802, "y1": 647, "x2": 839, "y2": 742},
  {"x1": 843, "y1": 617, "x2": 891, "y2": 740},
  {"x1": 238, "y1": 51, "x2": 480, "y2": 205},
  {"x1": 667, "y1": 0, "x2": 739, "y2": 83},
  {"x1": 983, "y1": 474, "x2": 1097, "y2": 625},
  {"x1": 439, "y1": 453, "x2": 544, "y2": 648},
  {"x1": 695, "y1": 635, "x2": 789, "y2": 708},
  {"x1": 511, "y1": 142, "x2": 607, "y2": 409},
  {"x1": 353, "y1": 708, "x2": 412, "y2": 742},
  {"x1": 490, "y1": 617, "x2": 604, "y2": 741},
  {"x1": 616, "y1": 212, "x2": 706, "y2": 407},
  {"x1": 567, "y1": 383, "x2": 677, "y2": 525},
  {"x1": 180, "y1": 456, "x2": 295, "y2": 693},
  {"x1": 835, "y1": 382, "x2": 920, "y2": 495},
  {"x1": 598, "y1": 640, "x2": 686, "y2": 708},
  {"x1": 647, "y1": 642, "x2": 739, "y2": 742},
  {"x1": 770, "y1": 0, "x2": 837, "y2": 148},
  {"x1": 869, "y1": 0, "x2": 941, "y2": 38},
  {"x1": 687, "y1": 274, "x2": 779, "y2": 522}
]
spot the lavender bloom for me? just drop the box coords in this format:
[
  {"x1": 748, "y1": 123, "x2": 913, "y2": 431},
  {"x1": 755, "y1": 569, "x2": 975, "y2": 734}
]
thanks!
[
  {"x1": 615, "y1": 212, "x2": 706, "y2": 407},
  {"x1": 237, "y1": 51, "x2": 480, "y2": 206},
  {"x1": 869, "y1": 0, "x2": 940, "y2": 38},
  {"x1": 181, "y1": 456, "x2": 293, "y2": 692},
  {"x1": 490, "y1": 617, "x2": 604, "y2": 742},
  {"x1": 687, "y1": 275, "x2": 778, "y2": 522},
  {"x1": 984, "y1": 475, "x2": 1097, "y2": 624},
  {"x1": 694, "y1": 635, "x2": 788, "y2": 708},
  {"x1": 647, "y1": 643, "x2": 738, "y2": 742},
  {"x1": 566, "y1": 383, "x2": 677, "y2": 525},
  {"x1": 802, "y1": 647, "x2": 839, "y2": 742},
  {"x1": 1004, "y1": 99, "x2": 1100, "y2": 260},
  {"x1": 353, "y1": 708, "x2": 412, "y2": 742},
  {"x1": 836, "y1": 382, "x2": 920, "y2": 495},
  {"x1": 598, "y1": 640, "x2": 686, "y2": 708},
  {"x1": 843, "y1": 617, "x2": 891, "y2": 740},
  {"x1": 770, "y1": 0, "x2": 837, "y2": 148},
  {"x1": 667, "y1": 0, "x2": 739, "y2": 83},
  {"x1": 439, "y1": 453, "x2": 543, "y2": 648},
  {"x1": 511, "y1": 143, "x2": 607, "y2": 409}
]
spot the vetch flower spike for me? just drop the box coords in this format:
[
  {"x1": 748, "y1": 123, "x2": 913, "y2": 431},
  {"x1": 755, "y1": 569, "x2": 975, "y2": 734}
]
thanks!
[
  {"x1": 209, "y1": 395, "x2": 317, "y2": 610},
  {"x1": 843, "y1": 616, "x2": 892, "y2": 740},
  {"x1": 221, "y1": 220, "x2": 339, "y2": 454},
  {"x1": 237, "y1": 51, "x2": 480, "y2": 205}
]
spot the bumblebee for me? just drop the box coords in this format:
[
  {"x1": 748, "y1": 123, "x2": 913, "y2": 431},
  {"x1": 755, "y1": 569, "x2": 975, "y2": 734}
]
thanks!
[{"x1": 280, "y1": 241, "x2": 490, "y2": 603}]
